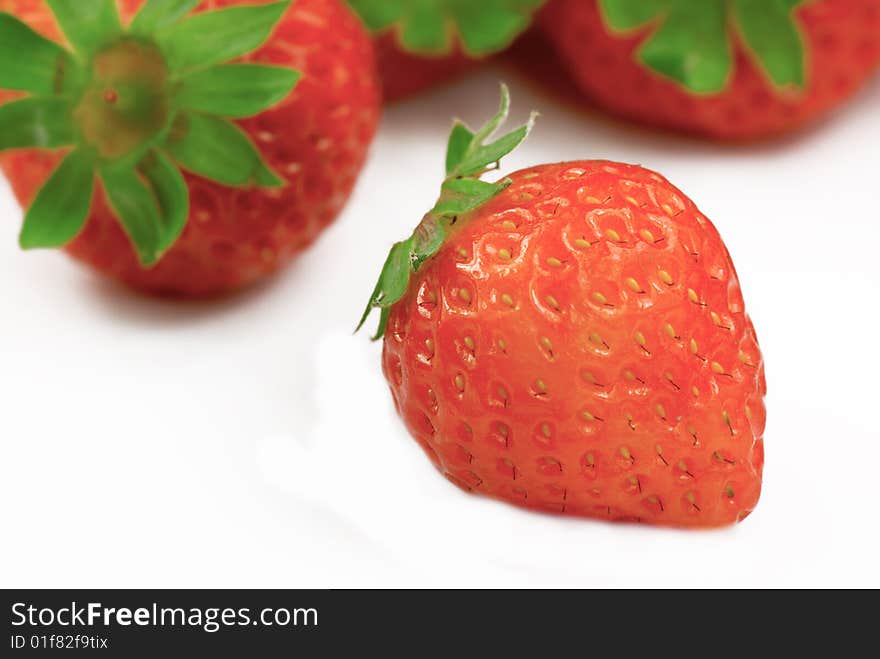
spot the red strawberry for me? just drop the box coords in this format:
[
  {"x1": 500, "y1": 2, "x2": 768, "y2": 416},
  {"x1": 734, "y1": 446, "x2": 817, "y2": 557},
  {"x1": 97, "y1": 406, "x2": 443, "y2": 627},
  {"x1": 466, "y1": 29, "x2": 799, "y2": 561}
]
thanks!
[
  {"x1": 0, "y1": 0, "x2": 381, "y2": 296},
  {"x1": 359, "y1": 87, "x2": 765, "y2": 527},
  {"x1": 346, "y1": 0, "x2": 545, "y2": 101},
  {"x1": 535, "y1": 0, "x2": 880, "y2": 140}
]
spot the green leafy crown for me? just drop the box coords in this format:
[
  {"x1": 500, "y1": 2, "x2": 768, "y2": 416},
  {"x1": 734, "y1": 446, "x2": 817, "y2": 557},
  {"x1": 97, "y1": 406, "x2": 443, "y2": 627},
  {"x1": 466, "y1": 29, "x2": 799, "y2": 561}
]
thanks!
[
  {"x1": 347, "y1": 0, "x2": 546, "y2": 57},
  {"x1": 598, "y1": 0, "x2": 811, "y2": 94},
  {"x1": 0, "y1": 0, "x2": 299, "y2": 266},
  {"x1": 358, "y1": 84, "x2": 536, "y2": 340}
]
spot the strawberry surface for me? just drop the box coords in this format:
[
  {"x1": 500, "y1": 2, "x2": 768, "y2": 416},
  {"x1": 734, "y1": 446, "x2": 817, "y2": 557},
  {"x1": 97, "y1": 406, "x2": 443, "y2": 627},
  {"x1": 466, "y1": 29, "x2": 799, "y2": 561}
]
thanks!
[
  {"x1": 0, "y1": 0, "x2": 381, "y2": 296},
  {"x1": 379, "y1": 160, "x2": 765, "y2": 527},
  {"x1": 375, "y1": 33, "x2": 477, "y2": 102},
  {"x1": 537, "y1": 0, "x2": 880, "y2": 140}
]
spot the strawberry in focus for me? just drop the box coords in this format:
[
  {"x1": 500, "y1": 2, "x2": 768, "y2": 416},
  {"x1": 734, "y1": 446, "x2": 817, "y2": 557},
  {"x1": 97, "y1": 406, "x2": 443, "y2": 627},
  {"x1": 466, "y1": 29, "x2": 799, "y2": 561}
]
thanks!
[
  {"x1": 360, "y1": 88, "x2": 766, "y2": 527},
  {"x1": 0, "y1": 0, "x2": 381, "y2": 296},
  {"x1": 347, "y1": 0, "x2": 545, "y2": 101},
  {"x1": 535, "y1": 0, "x2": 880, "y2": 140}
]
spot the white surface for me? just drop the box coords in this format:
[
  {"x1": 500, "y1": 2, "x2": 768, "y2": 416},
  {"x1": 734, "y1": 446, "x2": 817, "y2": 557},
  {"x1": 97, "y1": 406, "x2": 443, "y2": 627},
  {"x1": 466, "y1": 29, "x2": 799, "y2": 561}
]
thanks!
[{"x1": 1, "y1": 68, "x2": 879, "y2": 588}]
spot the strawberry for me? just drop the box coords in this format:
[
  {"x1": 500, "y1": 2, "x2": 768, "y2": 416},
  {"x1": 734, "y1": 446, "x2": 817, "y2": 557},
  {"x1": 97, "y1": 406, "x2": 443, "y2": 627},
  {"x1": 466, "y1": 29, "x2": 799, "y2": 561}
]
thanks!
[
  {"x1": 359, "y1": 87, "x2": 765, "y2": 527},
  {"x1": 535, "y1": 0, "x2": 880, "y2": 140},
  {"x1": 346, "y1": 0, "x2": 545, "y2": 101},
  {"x1": 0, "y1": 0, "x2": 380, "y2": 296}
]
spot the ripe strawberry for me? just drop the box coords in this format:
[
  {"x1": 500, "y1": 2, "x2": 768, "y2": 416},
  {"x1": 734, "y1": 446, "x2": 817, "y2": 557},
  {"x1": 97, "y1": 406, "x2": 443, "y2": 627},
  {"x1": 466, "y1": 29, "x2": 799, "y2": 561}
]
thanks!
[
  {"x1": 346, "y1": 0, "x2": 545, "y2": 101},
  {"x1": 360, "y1": 87, "x2": 765, "y2": 527},
  {"x1": 0, "y1": 0, "x2": 380, "y2": 296},
  {"x1": 535, "y1": 0, "x2": 880, "y2": 140}
]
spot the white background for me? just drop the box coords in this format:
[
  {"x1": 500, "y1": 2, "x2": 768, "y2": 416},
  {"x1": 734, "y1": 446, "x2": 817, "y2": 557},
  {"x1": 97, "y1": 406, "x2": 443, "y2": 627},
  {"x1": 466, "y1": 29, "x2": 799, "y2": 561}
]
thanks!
[{"x1": 1, "y1": 68, "x2": 878, "y2": 588}]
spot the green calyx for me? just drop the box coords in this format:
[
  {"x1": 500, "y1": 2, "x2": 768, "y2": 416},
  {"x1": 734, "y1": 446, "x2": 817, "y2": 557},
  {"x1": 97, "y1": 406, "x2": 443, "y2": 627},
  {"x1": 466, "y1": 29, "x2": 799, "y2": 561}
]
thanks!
[
  {"x1": 347, "y1": 0, "x2": 546, "y2": 57},
  {"x1": 358, "y1": 84, "x2": 536, "y2": 340},
  {"x1": 0, "y1": 0, "x2": 299, "y2": 267},
  {"x1": 598, "y1": 0, "x2": 811, "y2": 94}
]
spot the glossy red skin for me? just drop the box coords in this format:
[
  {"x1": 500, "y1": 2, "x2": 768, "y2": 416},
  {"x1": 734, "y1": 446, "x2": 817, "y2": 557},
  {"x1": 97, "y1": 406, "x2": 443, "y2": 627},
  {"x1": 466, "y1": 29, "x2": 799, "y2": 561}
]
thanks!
[
  {"x1": 538, "y1": 0, "x2": 880, "y2": 140},
  {"x1": 0, "y1": 0, "x2": 381, "y2": 296},
  {"x1": 375, "y1": 33, "x2": 477, "y2": 102},
  {"x1": 383, "y1": 162, "x2": 765, "y2": 527}
]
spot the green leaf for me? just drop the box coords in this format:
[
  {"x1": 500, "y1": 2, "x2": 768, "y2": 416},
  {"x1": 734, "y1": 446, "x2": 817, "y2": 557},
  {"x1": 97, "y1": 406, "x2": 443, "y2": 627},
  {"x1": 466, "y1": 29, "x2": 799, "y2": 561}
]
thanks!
[
  {"x1": 164, "y1": 112, "x2": 282, "y2": 187},
  {"x1": 356, "y1": 236, "x2": 416, "y2": 339},
  {"x1": 346, "y1": 0, "x2": 545, "y2": 56},
  {"x1": 159, "y1": 0, "x2": 291, "y2": 74},
  {"x1": 0, "y1": 13, "x2": 77, "y2": 95},
  {"x1": 137, "y1": 150, "x2": 189, "y2": 256},
  {"x1": 445, "y1": 122, "x2": 474, "y2": 174},
  {"x1": 0, "y1": 97, "x2": 74, "y2": 150},
  {"x1": 637, "y1": 0, "x2": 731, "y2": 94},
  {"x1": 130, "y1": 0, "x2": 202, "y2": 34},
  {"x1": 174, "y1": 64, "x2": 300, "y2": 118},
  {"x1": 45, "y1": 0, "x2": 121, "y2": 57},
  {"x1": 100, "y1": 164, "x2": 165, "y2": 266},
  {"x1": 19, "y1": 149, "x2": 94, "y2": 249},
  {"x1": 358, "y1": 84, "x2": 535, "y2": 340},
  {"x1": 733, "y1": 0, "x2": 806, "y2": 89},
  {"x1": 598, "y1": 0, "x2": 669, "y2": 31}
]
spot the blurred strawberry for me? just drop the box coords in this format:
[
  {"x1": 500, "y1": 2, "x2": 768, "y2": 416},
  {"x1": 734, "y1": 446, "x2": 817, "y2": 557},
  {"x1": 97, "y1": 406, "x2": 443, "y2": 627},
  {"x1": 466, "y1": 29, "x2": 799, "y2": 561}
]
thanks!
[
  {"x1": 347, "y1": 0, "x2": 546, "y2": 101},
  {"x1": 0, "y1": 0, "x2": 381, "y2": 296},
  {"x1": 534, "y1": 0, "x2": 880, "y2": 140}
]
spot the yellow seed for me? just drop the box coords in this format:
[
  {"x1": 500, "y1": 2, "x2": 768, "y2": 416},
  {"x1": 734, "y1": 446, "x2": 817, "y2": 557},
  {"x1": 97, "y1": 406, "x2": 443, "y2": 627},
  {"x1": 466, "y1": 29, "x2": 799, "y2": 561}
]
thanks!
[
  {"x1": 426, "y1": 291, "x2": 437, "y2": 303},
  {"x1": 605, "y1": 228, "x2": 622, "y2": 242},
  {"x1": 691, "y1": 386, "x2": 699, "y2": 397},
  {"x1": 690, "y1": 338, "x2": 699, "y2": 354},
  {"x1": 711, "y1": 361, "x2": 725, "y2": 374},
  {"x1": 625, "y1": 277, "x2": 641, "y2": 293},
  {"x1": 497, "y1": 386, "x2": 508, "y2": 400},
  {"x1": 540, "y1": 423, "x2": 552, "y2": 438},
  {"x1": 624, "y1": 370, "x2": 636, "y2": 381},
  {"x1": 640, "y1": 229, "x2": 655, "y2": 243},
  {"x1": 724, "y1": 485, "x2": 735, "y2": 499},
  {"x1": 584, "y1": 453, "x2": 596, "y2": 467},
  {"x1": 711, "y1": 311, "x2": 723, "y2": 326},
  {"x1": 589, "y1": 332, "x2": 605, "y2": 346},
  {"x1": 581, "y1": 371, "x2": 596, "y2": 384},
  {"x1": 501, "y1": 293, "x2": 515, "y2": 307},
  {"x1": 659, "y1": 270, "x2": 674, "y2": 285},
  {"x1": 745, "y1": 405, "x2": 753, "y2": 420},
  {"x1": 540, "y1": 337, "x2": 553, "y2": 353},
  {"x1": 425, "y1": 338, "x2": 434, "y2": 353},
  {"x1": 501, "y1": 220, "x2": 517, "y2": 231},
  {"x1": 464, "y1": 336, "x2": 475, "y2": 350},
  {"x1": 454, "y1": 374, "x2": 465, "y2": 392},
  {"x1": 655, "y1": 404, "x2": 666, "y2": 419},
  {"x1": 655, "y1": 445, "x2": 663, "y2": 456},
  {"x1": 545, "y1": 295, "x2": 560, "y2": 311},
  {"x1": 677, "y1": 460, "x2": 688, "y2": 472},
  {"x1": 625, "y1": 196, "x2": 639, "y2": 207},
  {"x1": 457, "y1": 247, "x2": 469, "y2": 259},
  {"x1": 497, "y1": 424, "x2": 509, "y2": 437},
  {"x1": 581, "y1": 411, "x2": 596, "y2": 422},
  {"x1": 723, "y1": 410, "x2": 732, "y2": 426},
  {"x1": 498, "y1": 248, "x2": 511, "y2": 260},
  {"x1": 634, "y1": 331, "x2": 647, "y2": 347},
  {"x1": 664, "y1": 323, "x2": 676, "y2": 338},
  {"x1": 534, "y1": 379, "x2": 548, "y2": 394},
  {"x1": 497, "y1": 338, "x2": 507, "y2": 351},
  {"x1": 662, "y1": 204, "x2": 675, "y2": 216},
  {"x1": 688, "y1": 288, "x2": 699, "y2": 303},
  {"x1": 459, "y1": 288, "x2": 472, "y2": 303},
  {"x1": 619, "y1": 446, "x2": 632, "y2": 460},
  {"x1": 592, "y1": 291, "x2": 608, "y2": 305},
  {"x1": 546, "y1": 257, "x2": 563, "y2": 267},
  {"x1": 664, "y1": 371, "x2": 675, "y2": 383},
  {"x1": 738, "y1": 351, "x2": 750, "y2": 363},
  {"x1": 574, "y1": 238, "x2": 591, "y2": 249}
]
